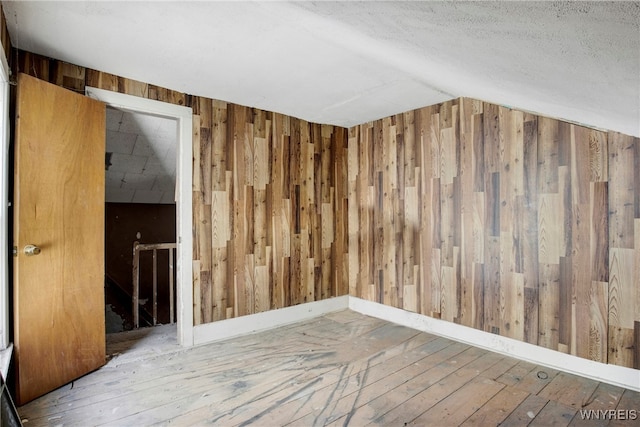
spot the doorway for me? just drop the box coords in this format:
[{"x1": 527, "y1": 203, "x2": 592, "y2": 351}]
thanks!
[
  {"x1": 104, "y1": 108, "x2": 178, "y2": 332},
  {"x1": 86, "y1": 87, "x2": 194, "y2": 346}
]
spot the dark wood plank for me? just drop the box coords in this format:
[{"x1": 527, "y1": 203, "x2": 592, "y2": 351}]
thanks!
[
  {"x1": 538, "y1": 372, "x2": 601, "y2": 410},
  {"x1": 569, "y1": 382, "x2": 626, "y2": 426},
  {"x1": 500, "y1": 393, "x2": 550, "y2": 427},
  {"x1": 529, "y1": 400, "x2": 577, "y2": 427},
  {"x1": 496, "y1": 360, "x2": 560, "y2": 394},
  {"x1": 408, "y1": 376, "x2": 504, "y2": 426},
  {"x1": 460, "y1": 386, "x2": 529, "y2": 427}
]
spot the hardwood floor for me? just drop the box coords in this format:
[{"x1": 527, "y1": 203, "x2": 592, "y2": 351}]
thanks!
[{"x1": 17, "y1": 311, "x2": 639, "y2": 426}]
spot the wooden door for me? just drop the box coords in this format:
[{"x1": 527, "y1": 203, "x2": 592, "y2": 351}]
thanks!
[{"x1": 13, "y1": 73, "x2": 106, "y2": 405}]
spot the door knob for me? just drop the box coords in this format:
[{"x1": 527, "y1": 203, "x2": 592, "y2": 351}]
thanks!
[{"x1": 24, "y1": 244, "x2": 41, "y2": 256}]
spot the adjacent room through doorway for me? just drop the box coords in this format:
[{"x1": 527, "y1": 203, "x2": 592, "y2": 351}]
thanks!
[{"x1": 103, "y1": 107, "x2": 178, "y2": 333}]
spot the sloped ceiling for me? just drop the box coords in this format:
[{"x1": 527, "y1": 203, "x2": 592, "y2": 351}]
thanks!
[
  {"x1": 2, "y1": 1, "x2": 639, "y2": 136},
  {"x1": 105, "y1": 108, "x2": 177, "y2": 204}
]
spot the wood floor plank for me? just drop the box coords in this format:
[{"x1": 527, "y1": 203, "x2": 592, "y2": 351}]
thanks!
[
  {"x1": 583, "y1": 382, "x2": 626, "y2": 412},
  {"x1": 616, "y1": 388, "x2": 640, "y2": 411},
  {"x1": 538, "y1": 372, "x2": 601, "y2": 410},
  {"x1": 569, "y1": 382, "x2": 626, "y2": 426},
  {"x1": 608, "y1": 389, "x2": 640, "y2": 426},
  {"x1": 496, "y1": 360, "x2": 538, "y2": 386},
  {"x1": 529, "y1": 400, "x2": 577, "y2": 427},
  {"x1": 512, "y1": 364, "x2": 561, "y2": 395},
  {"x1": 407, "y1": 376, "x2": 504, "y2": 426},
  {"x1": 460, "y1": 386, "x2": 530, "y2": 426},
  {"x1": 499, "y1": 393, "x2": 550, "y2": 427},
  {"x1": 479, "y1": 356, "x2": 521, "y2": 381},
  {"x1": 496, "y1": 360, "x2": 560, "y2": 395}
]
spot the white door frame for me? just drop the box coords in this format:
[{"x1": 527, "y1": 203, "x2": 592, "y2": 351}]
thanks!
[
  {"x1": 0, "y1": 41, "x2": 10, "y2": 351},
  {"x1": 85, "y1": 87, "x2": 194, "y2": 346}
]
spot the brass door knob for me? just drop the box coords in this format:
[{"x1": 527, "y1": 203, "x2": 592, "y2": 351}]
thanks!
[{"x1": 24, "y1": 244, "x2": 41, "y2": 256}]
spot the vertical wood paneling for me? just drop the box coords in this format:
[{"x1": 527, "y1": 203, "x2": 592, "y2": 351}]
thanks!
[
  {"x1": 608, "y1": 133, "x2": 639, "y2": 366},
  {"x1": 189, "y1": 103, "x2": 348, "y2": 323},
  {"x1": 12, "y1": 50, "x2": 639, "y2": 370},
  {"x1": 350, "y1": 96, "x2": 638, "y2": 370}
]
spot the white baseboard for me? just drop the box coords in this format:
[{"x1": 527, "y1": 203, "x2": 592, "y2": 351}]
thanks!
[
  {"x1": 193, "y1": 295, "x2": 350, "y2": 346},
  {"x1": 349, "y1": 297, "x2": 640, "y2": 392}
]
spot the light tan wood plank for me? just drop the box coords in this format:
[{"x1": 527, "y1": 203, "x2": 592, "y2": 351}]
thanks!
[{"x1": 589, "y1": 281, "x2": 608, "y2": 363}]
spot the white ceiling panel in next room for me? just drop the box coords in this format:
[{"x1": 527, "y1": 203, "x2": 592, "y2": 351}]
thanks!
[{"x1": 105, "y1": 108, "x2": 177, "y2": 204}]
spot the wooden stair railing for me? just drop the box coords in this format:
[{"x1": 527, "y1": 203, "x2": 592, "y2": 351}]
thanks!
[{"x1": 132, "y1": 241, "x2": 177, "y2": 328}]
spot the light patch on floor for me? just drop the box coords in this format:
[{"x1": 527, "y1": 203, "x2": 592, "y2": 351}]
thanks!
[{"x1": 105, "y1": 303, "x2": 125, "y2": 334}]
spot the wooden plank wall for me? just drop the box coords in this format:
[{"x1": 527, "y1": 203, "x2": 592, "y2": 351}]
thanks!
[
  {"x1": 348, "y1": 98, "x2": 640, "y2": 369},
  {"x1": 189, "y1": 99, "x2": 349, "y2": 323},
  {"x1": 608, "y1": 132, "x2": 640, "y2": 369},
  {"x1": 11, "y1": 50, "x2": 639, "y2": 369},
  {"x1": 12, "y1": 51, "x2": 349, "y2": 327}
]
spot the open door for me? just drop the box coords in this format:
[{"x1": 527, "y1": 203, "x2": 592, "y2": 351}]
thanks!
[{"x1": 13, "y1": 73, "x2": 106, "y2": 405}]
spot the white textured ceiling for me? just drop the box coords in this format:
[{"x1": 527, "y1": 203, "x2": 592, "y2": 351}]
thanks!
[
  {"x1": 105, "y1": 108, "x2": 177, "y2": 205},
  {"x1": 2, "y1": 1, "x2": 639, "y2": 136}
]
